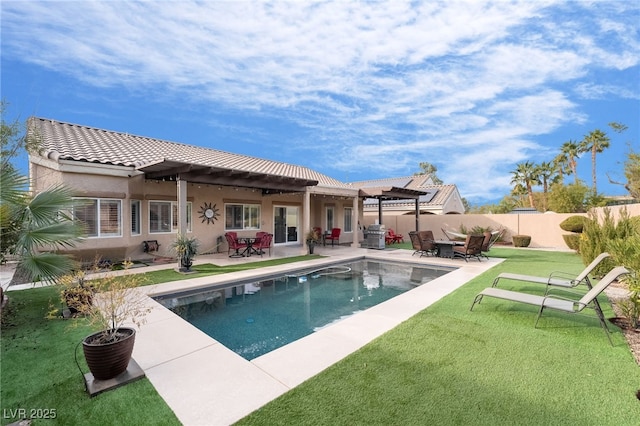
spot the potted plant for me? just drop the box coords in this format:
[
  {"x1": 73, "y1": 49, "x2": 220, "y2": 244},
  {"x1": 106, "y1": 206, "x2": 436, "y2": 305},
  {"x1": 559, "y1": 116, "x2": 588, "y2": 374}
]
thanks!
[
  {"x1": 306, "y1": 229, "x2": 320, "y2": 254},
  {"x1": 56, "y1": 260, "x2": 151, "y2": 381},
  {"x1": 171, "y1": 234, "x2": 199, "y2": 272}
]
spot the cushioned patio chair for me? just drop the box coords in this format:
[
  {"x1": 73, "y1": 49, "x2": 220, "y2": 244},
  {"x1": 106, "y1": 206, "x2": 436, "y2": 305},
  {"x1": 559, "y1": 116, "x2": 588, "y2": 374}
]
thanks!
[
  {"x1": 253, "y1": 232, "x2": 272, "y2": 257},
  {"x1": 408, "y1": 232, "x2": 425, "y2": 256},
  {"x1": 417, "y1": 230, "x2": 437, "y2": 256},
  {"x1": 470, "y1": 266, "x2": 629, "y2": 345},
  {"x1": 452, "y1": 234, "x2": 484, "y2": 261},
  {"x1": 225, "y1": 232, "x2": 247, "y2": 258},
  {"x1": 492, "y1": 252, "x2": 611, "y2": 291},
  {"x1": 325, "y1": 228, "x2": 341, "y2": 247}
]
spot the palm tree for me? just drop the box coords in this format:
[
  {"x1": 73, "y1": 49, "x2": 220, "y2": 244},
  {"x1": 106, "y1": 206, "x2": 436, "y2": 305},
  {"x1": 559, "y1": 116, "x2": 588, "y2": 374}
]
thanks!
[
  {"x1": 559, "y1": 140, "x2": 581, "y2": 183},
  {"x1": 1, "y1": 106, "x2": 84, "y2": 283},
  {"x1": 510, "y1": 161, "x2": 540, "y2": 208},
  {"x1": 579, "y1": 129, "x2": 610, "y2": 193},
  {"x1": 1, "y1": 166, "x2": 83, "y2": 283},
  {"x1": 536, "y1": 161, "x2": 555, "y2": 211}
]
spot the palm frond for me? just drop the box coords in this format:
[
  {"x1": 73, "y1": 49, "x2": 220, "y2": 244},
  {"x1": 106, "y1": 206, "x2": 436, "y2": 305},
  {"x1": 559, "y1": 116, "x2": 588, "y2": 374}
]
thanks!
[{"x1": 18, "y1": 252, "x2": 79, "y2": 284}]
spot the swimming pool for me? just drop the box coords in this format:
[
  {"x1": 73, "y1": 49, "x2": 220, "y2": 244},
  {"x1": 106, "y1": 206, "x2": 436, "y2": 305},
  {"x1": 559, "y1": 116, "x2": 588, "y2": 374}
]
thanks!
[{"x1": 154, "y1": 260, "x2": 453, "y2": 360}]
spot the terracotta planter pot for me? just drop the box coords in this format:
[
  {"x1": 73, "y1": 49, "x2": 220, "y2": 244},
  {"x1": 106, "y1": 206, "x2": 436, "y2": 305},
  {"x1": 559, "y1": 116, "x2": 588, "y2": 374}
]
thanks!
[{"x1": 82, "y1": 327, "x2": 136, "y2": 380}]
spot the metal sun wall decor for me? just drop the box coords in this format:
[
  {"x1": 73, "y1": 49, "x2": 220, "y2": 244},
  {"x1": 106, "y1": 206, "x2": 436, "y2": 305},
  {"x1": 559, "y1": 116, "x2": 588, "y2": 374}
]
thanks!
[{"x1": 198, "y1": 202, "x2": 220, "y2": 224}]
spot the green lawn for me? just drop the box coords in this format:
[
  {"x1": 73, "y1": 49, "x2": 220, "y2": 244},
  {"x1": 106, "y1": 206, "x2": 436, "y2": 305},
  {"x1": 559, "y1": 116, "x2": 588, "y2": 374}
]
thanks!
[
  {"x1": 237, "y1": 248, "x2": 640, "y2": 425},
  {"x1": 2, "y1": 249, "x2": 639, "y2": 425}
]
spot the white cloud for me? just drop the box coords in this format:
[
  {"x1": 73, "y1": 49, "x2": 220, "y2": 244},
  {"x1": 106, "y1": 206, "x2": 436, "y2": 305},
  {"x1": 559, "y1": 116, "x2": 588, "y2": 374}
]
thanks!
[{"x1": 2, "y1": 0, "x2": 639, "y2": 201}]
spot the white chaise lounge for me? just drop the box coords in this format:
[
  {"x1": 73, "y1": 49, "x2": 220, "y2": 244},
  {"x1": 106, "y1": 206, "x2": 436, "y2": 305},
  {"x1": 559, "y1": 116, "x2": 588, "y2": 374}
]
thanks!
[{"x1": 471, "y1": 266, "x2": 629, "y2": 345}]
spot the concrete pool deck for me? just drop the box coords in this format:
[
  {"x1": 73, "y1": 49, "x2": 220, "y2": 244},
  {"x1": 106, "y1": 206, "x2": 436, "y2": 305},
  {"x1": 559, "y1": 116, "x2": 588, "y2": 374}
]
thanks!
[{"x1": 127, "y1": 245, "x2": 503, "y2": 425}]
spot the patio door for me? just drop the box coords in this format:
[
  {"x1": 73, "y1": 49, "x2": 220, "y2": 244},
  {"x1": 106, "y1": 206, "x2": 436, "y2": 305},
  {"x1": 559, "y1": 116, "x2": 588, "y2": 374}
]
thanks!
[{"x1": 274, "y1": 206, "x2": 299, "y2": 244}]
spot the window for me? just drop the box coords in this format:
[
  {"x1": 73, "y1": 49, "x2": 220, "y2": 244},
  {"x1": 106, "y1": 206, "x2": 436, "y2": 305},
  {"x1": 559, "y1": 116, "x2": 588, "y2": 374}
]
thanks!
[
  {"x1": 73, "y1": 198, "x2": 122, "y2": 238},
  {"x1": 326, "y1": 206, "x2": 334, "y2": 230},
  {"x1": 225, "y1": 203, "x2": 261, "y2": 230},
  {"x1": 131, "y1": 200, "x2": 141, "y2": 235},
  {"x1": 172, "y1": 202, "x2": 192, "y2": 232},
  {"x1": 344, "y1": 207, "x2": 353, "y2": 233},
  {"x1": 149, "y1": 201, "x2": 192, "y2": 233}
]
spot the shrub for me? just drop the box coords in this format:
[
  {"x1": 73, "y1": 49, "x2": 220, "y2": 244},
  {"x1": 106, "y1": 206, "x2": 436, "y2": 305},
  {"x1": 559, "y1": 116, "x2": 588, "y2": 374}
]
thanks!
[
  {"x1": 607, "y1": 235, "x2": 640, "y2": 329},
  {"x1": 579, "y1": 207, "x2": 633, "y2": 277},
  {"x1": 512, "y1": 235, "x2": 531, "y2": 247},
  {"x1": 562, "y1": 234, "x2": 581, "y2": 251},
  {"x1": 559, "y1": 215, "x2": 588, "y2": 233}
]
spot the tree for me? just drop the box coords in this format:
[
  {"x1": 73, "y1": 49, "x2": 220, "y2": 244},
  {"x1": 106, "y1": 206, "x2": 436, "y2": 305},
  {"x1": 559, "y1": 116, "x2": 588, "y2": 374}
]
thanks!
[
  {"x1": 579, "y1": 129, "x2": 610, "y2": 193},
  {"x1": 1, "y1": 102, "x2": 83, "y2": 282},
  {"x1": 510, "y1": 161, "x2": 539, "y2": 208},
  {"x1": 558, "y1": 140, "x2": 580, "y2": 183},
  {"x1": 414, "y1": 162, "x2": 443, "y2": 184},
  {"x1": 624, "y1": 150, "x2": 640, "y2": 199},
  {"x1": 536, "y1": 161, "x2": 555, "y2": 211},
  {"x1": 547, "y1": 182, "x2": 590, "y2": 213}
]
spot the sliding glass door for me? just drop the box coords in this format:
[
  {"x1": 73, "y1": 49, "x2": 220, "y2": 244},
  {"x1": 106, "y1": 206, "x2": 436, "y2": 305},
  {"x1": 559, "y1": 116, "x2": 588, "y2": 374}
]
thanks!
[{"x1": 273, "y1": 206, "x2": 299, "y2": 244}]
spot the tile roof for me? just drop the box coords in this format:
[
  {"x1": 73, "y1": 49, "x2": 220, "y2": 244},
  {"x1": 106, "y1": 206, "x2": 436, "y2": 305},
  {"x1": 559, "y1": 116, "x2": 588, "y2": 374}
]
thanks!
[
  {"x1": 351, "y1": 175, "x2": 458, "y2": 208},
  {"x1": 29, "y1": 117, "x2": 348, "y2": 188}
]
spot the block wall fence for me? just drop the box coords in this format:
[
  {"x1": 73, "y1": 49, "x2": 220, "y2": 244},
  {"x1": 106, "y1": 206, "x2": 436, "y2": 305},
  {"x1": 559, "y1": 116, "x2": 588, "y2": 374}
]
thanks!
[{"x1": 361, "y1": 204, "x2": 640, "y2": 250}]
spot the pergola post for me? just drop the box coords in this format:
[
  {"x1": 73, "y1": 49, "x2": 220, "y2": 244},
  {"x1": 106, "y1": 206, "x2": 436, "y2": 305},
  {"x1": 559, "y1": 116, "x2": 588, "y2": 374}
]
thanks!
[
  {"x1": 351, "y1": 195, "x2": 359, "y2": 248},
  {"x1": 177, "y1": 177, "x2": 188, "y2": 236}
]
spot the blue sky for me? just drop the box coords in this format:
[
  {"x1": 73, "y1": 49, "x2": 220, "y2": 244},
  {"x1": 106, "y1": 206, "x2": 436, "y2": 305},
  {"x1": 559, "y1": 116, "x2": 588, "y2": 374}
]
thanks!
[{"x1": 2, "y1": 1, "x2": 639, "y2": 204}]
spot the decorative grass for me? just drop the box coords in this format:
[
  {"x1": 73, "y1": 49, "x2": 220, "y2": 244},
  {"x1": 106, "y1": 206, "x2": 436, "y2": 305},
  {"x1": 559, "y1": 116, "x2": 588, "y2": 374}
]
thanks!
[{"x1": 237, "y1": 248, "x2": 640, "y2": 425}]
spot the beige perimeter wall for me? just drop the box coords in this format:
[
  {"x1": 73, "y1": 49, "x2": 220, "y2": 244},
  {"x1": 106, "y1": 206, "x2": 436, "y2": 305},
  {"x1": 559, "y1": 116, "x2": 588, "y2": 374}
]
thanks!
[{"x1": 362, "y1": 204, "x2": 640, "y2": 250}]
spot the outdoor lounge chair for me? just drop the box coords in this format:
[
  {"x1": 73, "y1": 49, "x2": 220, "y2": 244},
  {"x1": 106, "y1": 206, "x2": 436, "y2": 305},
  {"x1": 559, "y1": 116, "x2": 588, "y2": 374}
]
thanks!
[
  {"x1": 452, "y1": 234, "x2": 484, "y2": 261},
  {"x1": 492, "y1": 252, "x2": 611, "y2": 290},
  {"x1": 470, "y1": 266, "x2": 629, "y2": 345}
]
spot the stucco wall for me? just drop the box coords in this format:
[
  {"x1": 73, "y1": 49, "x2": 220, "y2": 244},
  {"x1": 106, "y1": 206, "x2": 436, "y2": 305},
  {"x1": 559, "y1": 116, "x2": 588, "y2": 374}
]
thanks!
[{"x1": 363, "y1": 204, "x2": 640, "y2": 249}]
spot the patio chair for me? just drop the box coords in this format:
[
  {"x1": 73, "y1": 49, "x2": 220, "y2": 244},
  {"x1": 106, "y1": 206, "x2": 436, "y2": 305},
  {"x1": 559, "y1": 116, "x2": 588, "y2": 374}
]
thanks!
[
  {"x1": 225, "y1": 232, "x2": 247, "y2": 258},
  {"x1": 253, "y1": 233, "x2": 273, "y2": 257},
  {"x1": 470, "y1": 266, "x2": 629, "y2": 345},
  {"x1": 408, "y1": 232, "x2": 425, "y2": 256},
  {"x1": 452, "y1": 234, "x2": 484, "y2": 262},
  {"x1": 325, "y1": 228, "x2": 341, "y2": 247},
  {"x1": 386, "y1": 229, "x2": 404, "y2": 244},
  {"x1": 417, "y1": 230, "x2": 437, "y2": 256},
  {"x1": 492, "y1": 252, "x2": 611, "y2": 291}
]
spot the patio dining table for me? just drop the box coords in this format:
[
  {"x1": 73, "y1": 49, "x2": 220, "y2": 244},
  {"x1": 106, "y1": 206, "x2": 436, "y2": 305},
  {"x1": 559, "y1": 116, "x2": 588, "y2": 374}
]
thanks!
[
  {"x1": 433, "y1": 240, "x2": 465, "y2": 259},
  {"x1": 239, "y1": 237, "x2": 260, "y2": 257}
]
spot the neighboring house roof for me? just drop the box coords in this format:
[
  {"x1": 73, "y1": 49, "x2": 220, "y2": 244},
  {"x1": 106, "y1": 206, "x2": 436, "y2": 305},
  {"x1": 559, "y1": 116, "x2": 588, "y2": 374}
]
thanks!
[
  {"x1": 352, "y1": 176, "x2": 462, "y2": 214},
  {"x1": 29, "y1": 117, "x2": 350, "y2": 192}
]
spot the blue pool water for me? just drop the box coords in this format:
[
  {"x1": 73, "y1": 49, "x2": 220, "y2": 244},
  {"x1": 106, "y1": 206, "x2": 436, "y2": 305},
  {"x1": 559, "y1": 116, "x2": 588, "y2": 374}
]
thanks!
[{"x1": 154, "y1": 260, "x2": 452, "y2": 360}]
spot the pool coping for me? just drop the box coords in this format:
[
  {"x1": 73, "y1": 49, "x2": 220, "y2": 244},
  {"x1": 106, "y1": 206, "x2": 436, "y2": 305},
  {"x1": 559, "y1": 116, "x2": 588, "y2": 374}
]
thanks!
[{"x1": 130, "y1": 248, "x2": 503, "y2": 425}]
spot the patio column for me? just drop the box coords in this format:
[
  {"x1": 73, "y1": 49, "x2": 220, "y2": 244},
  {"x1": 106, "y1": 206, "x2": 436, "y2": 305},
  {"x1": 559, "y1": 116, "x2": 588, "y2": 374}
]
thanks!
[
  {"x1": 177, "y1": 177, "x2": 188, "y2": 236},
  {"x1": 415, "y1": 199, "x2": 420, "y2": 231},
  {"x1": 303, "y1": 188, "x2": 311, "y2": 252},
  {"x1": 351, "y1": 195, "x2": 359, "y2": 248}
]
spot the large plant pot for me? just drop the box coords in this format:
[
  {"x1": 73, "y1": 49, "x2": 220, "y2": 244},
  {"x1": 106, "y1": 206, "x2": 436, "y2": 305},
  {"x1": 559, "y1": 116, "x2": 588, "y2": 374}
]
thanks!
[
  {"x1": 179, "y1": 256, "x2": 193, "y2": 272},
  {"x1": 82, "y1": 327, "x2": 136, "y2": 380}
]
